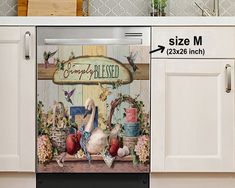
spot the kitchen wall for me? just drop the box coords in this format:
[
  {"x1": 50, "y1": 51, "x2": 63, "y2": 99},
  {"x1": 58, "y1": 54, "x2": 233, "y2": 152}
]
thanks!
[
  {"x1": 90, "y1": 0, "x2": 235, "y2": 16},
  {"x1": 169, "y1": 0, "x2": 235, "y2": 16},
  {"x1": 89, "y1": 0, "x2": 151, "y2": 16},
  {"x1": 1, "y1": 0, "x2": 235, "y2": 16},
  {"x1": 0, "y1": 0, "x2": 17, "y2": 16}
]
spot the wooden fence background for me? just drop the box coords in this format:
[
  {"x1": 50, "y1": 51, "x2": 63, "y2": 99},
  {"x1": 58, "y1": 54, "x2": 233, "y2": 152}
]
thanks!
[{"x1": 37, "y1": 45, "x2": 150, "y2": 126}]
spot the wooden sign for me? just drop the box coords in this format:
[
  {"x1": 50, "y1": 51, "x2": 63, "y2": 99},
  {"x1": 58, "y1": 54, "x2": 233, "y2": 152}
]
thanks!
[{"x1": 53, "y1": 56, "x2": 133, "y2": 85}]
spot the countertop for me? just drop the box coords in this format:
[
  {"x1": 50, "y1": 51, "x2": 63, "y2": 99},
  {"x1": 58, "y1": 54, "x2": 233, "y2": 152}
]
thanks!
[{"x1": 0, "y1": 17, "x2": 235, "y2": 26}]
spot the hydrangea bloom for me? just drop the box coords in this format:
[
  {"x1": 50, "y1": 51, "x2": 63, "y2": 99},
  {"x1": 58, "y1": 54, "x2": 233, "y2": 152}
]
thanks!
[
  {"x1": 134, "y1": 135, "x2": 150, "y2": 163},
  {"x1": 37, "y1": 135, "x2": 53, "y2": 164}
]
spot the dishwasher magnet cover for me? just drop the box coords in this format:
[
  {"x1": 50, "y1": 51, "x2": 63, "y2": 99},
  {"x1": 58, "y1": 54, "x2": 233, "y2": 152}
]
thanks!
[{"x1": 37, "y1": 45, "x2": 150, "y2": 173}]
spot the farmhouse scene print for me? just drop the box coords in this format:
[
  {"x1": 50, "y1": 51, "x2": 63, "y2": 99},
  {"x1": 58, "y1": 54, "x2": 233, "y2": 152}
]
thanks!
[{"x1": 37, "y1": 44, "x2": 150, "y2": 173}]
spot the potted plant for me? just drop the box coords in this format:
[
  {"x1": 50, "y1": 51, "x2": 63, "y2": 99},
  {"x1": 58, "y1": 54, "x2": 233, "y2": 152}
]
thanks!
[{"x1": 151, "y1": 0, "x2": 167, "y2": 16}]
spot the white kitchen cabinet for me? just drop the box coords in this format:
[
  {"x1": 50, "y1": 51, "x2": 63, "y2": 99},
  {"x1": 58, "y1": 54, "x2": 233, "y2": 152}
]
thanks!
[
  {"x1": 0, "y1": 173, "x2": 36, "y2": 188},
  {"x1": 151, "y1": 27, "x2": 235, "y2": 59},
  {"x1": 151, "y1": 59, "x2": 234, "y2": 172},
  {"x1": 0, "y1": 27, "x2": 35, "y2": 172}
]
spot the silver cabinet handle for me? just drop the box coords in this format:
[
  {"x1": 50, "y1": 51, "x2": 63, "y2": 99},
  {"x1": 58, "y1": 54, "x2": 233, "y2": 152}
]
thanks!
[
  {"x1": 24, "y1": 31, "x2": 31, "y2": 60},
  {"x1": 225, "y1": 64, "x2": 231, "y2": 93}
]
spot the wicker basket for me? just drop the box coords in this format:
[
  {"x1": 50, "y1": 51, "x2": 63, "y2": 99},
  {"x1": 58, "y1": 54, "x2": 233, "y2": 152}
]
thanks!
[
  {"x1": 107, "y1": 96, "x2": 139, "y2": 150},
  {"x1": 107, "y1": 96, "x2": 136, "y2": 130},
  {"x1": 49, "y1": 102, "x2": 69, "y2": 153}
]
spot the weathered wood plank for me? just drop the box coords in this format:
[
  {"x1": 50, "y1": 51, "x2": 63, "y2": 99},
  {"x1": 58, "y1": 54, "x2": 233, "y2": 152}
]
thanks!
[
  {"x1": 58, "y1": 45, "x2": 82, "y2": 61},
  {"x1": 37, "y1": 46, "x2": 59, "y2": 111},
  {"x1": 58, "y1": 84, "x2": 83, "y2": 109},
  {"x1": 83, "y1": 46, "x2": 107, "y2": 56},
  {"x1": 37, "y1": 64, "x2": 149, "y2": 80},
  {"x1": 107, "y1": 45, "x2": 130, "y2": 65},
  {"x1": 82, "y1": 46, "x2": 107, "y2": 124},
  {"x1": 139, "y1": 80, "x2": 150, "y2": 113},
  {"x1": 38, "y1": 64, "x2": 56, "y2": 80},
  {"x1": 58, "y1": 46, "x2": 83, "y2": 108},
  {"x1": 131, "y1": 64, "x2": 149, "y2": 80},
  {"x1": 37, "y1": 45, "x2": 58, "y2": 65},
  {"x1": 130, "y1": 46, "x2": 150, "y2": 64},
  {"x1": 106, "y1": 45, "x2": 130, "y2": 122},
  {"x1": 106, "y1": 45, "x2": 130, "y2": 125},
  {"x1": 37, "y1": 80, "x2": 59, "y2": 111},
  {"x1": 38, "y1": 162, "x2": 149, "y2": 173},
  {"x1": 130, "y1": 80, "x2": 150, "y2": 113},
  {"x1": 52, "y1": 154, "x2": 133, "y2": 162}
]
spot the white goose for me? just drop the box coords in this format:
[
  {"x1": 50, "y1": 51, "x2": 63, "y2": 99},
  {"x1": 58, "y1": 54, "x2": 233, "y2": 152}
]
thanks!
[
  {"x1": 84, "y1": 97, "x2": 96, "y2": 133},
  {"x1": 83, "y1": 98, "x2": 108, "y2": 154}
]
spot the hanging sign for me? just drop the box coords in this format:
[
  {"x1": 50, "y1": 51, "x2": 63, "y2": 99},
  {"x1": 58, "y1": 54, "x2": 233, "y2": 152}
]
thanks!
[{"x1": 53, "y1": 56, "x2": 133, "y2": 85}]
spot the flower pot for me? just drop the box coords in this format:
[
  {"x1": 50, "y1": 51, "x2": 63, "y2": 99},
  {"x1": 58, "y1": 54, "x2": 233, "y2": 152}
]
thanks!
[
  {"x1": 125, "y1": 108, "x2": 138, "y2": 123},
  {"x1": 123, "y1": 136, "x2": 138, "y2": 150},
  {"x1": 150, "y1": 11, "x2": 166, "y2": 16},
  {"x1": 124, "y1": 122, "x2": 140, "y2": 137}
]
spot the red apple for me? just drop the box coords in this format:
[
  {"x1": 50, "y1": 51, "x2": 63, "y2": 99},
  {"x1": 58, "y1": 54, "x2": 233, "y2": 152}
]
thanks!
[
  {"x1": 109, "y1": 138, "x2": 119, "y2": 157},
  {"x1": 66, "y1": 134, "x2": 79, "y2": 155},
  {"x1": 109, "y1": 145, "x2": 119, "y2": 157},
  {"x1": 110, "y1": 137, "x2": 119, "y2": 147}
]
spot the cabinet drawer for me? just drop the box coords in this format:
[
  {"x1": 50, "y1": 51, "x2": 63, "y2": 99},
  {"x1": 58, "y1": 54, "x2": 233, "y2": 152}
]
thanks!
[
  {"x1": 151, "y1": 27, "x2": 235, "y2": 59},
  {"x1": 0, "y1": 27, "x2": 20, "y2": 41}
]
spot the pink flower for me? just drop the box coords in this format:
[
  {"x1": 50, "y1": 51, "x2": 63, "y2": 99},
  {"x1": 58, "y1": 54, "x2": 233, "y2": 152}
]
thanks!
[{"x1": 134, "y1": 135, "x2": 150, "y2": 163}]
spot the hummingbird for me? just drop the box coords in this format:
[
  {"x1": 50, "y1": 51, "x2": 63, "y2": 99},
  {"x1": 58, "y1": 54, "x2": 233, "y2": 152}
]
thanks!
[
  {"x1": 69, "y1": 51, "x2": 76, "y2": 60},
  {"x1": 43, "y1": 50, "x2": 57, "y2": 68},
  {"x1": 63, "y1": 88, "x2": 76, "y2": 105},
  {"x1": 126, "y1": 52, "x2": 138, "y2": 72}
]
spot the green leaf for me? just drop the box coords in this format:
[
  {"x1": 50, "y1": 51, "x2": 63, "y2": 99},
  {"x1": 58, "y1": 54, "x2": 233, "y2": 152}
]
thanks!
[
  {"x1": 53, "y1": 148, "x2": 59, "y2": 156},
  {"x1": 130, "y1": 148, "x2": 139, "y2": 166}
]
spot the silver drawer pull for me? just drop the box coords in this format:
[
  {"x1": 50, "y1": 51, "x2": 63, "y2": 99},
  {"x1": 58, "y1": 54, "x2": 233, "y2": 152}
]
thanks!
[
  {"x1": 25, "y1": 31, "x2": 31, "y2": 60},
  {"x1": 225, "y1": 64, "x2": 231, "y2": 93}
]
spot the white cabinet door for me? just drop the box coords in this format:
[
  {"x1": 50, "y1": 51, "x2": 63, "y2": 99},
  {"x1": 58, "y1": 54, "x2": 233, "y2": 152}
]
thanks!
[
  {"x1": 151, "y1": 59, "x2": 234, "y2": 172},
  {"x1": 0, "y1": 27, "x2": 35, "y2": 172}
]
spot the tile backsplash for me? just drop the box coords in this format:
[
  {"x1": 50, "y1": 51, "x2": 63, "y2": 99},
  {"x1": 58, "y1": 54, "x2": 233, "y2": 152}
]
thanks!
[
  {"x1": 1, "y1": 0, "x2": 235, "y2": 16},
  {"x1": 90, "y1": 0, "x2": 235, "y2": 16},
  {"x1": 0, "y1": 0, "x2": 17, "y2": 16},
  {"x1": 89, "y1": 0, "x2": 151, "y2": 16},
  {"x1": 168, "y1": 0, "x2": 235, "y2": 16}
]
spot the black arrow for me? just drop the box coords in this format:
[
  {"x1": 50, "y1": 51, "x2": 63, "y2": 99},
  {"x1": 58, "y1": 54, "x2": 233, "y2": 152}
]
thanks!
[{"x1": 150, "y1": 45, "x2": 165, "y2": 54}]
